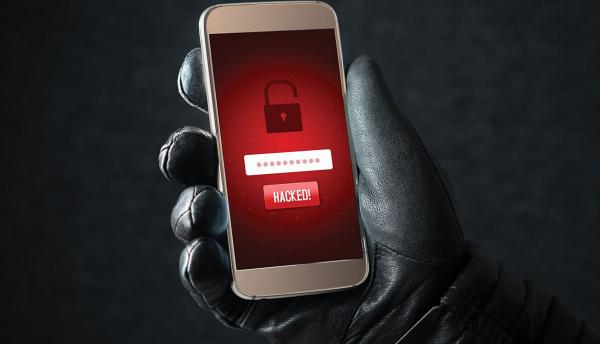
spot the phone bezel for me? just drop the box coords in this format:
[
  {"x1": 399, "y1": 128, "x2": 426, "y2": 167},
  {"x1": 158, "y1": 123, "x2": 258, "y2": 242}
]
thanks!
[{"x1": 199, "y1": 1, "x2": 368, "y2": 299}]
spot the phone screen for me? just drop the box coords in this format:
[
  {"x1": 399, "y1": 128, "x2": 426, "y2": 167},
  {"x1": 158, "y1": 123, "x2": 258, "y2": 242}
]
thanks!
[{"x1": 209, "y1": 28, "x2": 363, "y2": 270}]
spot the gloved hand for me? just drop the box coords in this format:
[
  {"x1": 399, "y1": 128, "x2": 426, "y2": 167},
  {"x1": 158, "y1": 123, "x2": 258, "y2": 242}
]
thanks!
[{"x1": 158, "y1": 48, "x2": 466, "y2": 343}]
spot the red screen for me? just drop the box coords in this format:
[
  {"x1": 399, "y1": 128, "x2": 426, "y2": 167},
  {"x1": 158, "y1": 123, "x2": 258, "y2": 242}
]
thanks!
[{"x1": 209, "y1": 29, "x2": 363, "y2": 269}]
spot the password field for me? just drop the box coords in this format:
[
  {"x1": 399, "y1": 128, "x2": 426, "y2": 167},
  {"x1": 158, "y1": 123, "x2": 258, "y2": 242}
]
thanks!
[{"x1": 244, "y1": 149, "x2": 333, "y2": 176}]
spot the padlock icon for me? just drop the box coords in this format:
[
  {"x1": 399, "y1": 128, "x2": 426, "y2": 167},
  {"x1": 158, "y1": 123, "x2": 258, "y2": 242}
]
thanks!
[{"x1": 263, "y1": 80, "x2": 303, "y2": 133}]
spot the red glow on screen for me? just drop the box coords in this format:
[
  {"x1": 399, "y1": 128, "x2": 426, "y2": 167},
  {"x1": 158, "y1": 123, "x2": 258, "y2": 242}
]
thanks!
[{"x1": 210, "y1": 29, "x2": 363, "y2": 269}]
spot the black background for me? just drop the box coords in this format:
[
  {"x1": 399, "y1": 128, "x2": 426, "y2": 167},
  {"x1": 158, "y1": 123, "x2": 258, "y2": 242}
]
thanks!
[{"x1": 2, "y1": 0, "x2": 599, "y2": 343}]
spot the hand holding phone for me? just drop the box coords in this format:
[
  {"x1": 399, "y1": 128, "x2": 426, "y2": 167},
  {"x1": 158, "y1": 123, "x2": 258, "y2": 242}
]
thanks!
[
  {"x1": 161, "y1": 4, "x2": 600, "y2": 343},
  {"x1": 160, "y1": 48, "x2": 465, "y2": 344}
]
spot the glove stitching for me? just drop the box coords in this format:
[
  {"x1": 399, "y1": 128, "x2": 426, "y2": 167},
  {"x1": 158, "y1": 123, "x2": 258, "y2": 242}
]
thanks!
[
  {"x1": 162, "y1": 127, "x2": 215, "y2": 185},
  {"x1": 442, "y1": 288, "x2": 517, "y2": 344},
  {"x1": 158, "y1": 144, "x2": 173, "y2": 182},
  {"x1": 375, "y1": 240, "x2": 466, "y2": 266},
  {"x1": 172, "y1": 186, "x2": 207, "y2": 240},
  {"x1": 444, "y1": 259, "x2": 502, "y2": 312},
  {"x1": 442, "y1": 302, "x2": 508, "y2": 344},
  {"x1": 372, "y1": 268, "x2": 444, "y2": 342},
  {"x1": 189, "y1": 186, "x2": 201, "y2": 229},
  {"x1": 344, "y1": 243, "x2": 442, "y2": 343},
  {"x1": 160, "y1": 132, "x2": 180, "y2": 182},
  {"x1": 173, "y1": 208, "x2": 191, "y2": 239}
]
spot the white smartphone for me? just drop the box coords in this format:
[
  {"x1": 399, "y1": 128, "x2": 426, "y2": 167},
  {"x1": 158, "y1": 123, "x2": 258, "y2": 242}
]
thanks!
[{"x1": 199, "y1": 1, "x2": 368, "y2": 299}]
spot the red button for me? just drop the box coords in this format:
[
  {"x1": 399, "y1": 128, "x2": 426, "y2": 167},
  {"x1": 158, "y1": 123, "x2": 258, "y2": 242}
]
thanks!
[{"x1": 263, "y1": 181, "x2": 320, "y2": 210}]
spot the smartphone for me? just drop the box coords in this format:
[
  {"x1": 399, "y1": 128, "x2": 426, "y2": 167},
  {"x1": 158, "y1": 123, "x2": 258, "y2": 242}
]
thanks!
[{"x1": 199, "y1": 1, "x2": 368, "y2": 299}]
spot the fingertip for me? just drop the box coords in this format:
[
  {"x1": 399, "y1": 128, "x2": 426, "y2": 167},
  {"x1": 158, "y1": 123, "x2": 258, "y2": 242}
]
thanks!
[
  {"x1": 347, "y1": 54, "x2": 374, "y2": 72},
  {"x1": 159, "y1": 126, "x2": 218, "y2": 187},
  {"x1": 347, "y1": 55, "x2": 383, "y2": 87},
  {"x1": 345, "y1": 55, "x2": 371, "y2": 75},
  {"x1": 178, "y1": 47, "x2": 208, "y2": 113},
  {"x1": 179, "y1": 238, "x2": 231, "y2": 307},
  {"x1": 347, "y1": 55, "x2": 396, "y2": 112},
  {"x1": 171, "y1": 185, "x2": 228, "y2": 242}
]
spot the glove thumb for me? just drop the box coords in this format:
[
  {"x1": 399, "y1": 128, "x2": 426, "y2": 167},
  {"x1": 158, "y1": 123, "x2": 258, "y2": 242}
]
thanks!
[{"x1": 346, "y1": 56, "x2": 464, "y2": 263}]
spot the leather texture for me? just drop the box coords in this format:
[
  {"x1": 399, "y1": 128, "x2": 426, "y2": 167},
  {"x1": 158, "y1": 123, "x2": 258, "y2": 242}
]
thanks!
[
  {"x1": 158, "y1": 48, "x2": 600, "y2": 343},
  {"x1": 398, "y1": 244, "x2": 600, "y2": 343},
  {"x1": 159, "y1": 126, "x2": 217, "y2": 187}
]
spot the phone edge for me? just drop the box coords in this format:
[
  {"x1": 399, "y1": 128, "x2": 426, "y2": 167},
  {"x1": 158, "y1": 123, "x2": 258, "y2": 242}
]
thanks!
[{"x1": 198, "y1": 1, "x2": 369, "y2": 300}]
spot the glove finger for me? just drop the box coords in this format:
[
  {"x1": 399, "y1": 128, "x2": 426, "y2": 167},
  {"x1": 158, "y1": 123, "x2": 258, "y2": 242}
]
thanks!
[
  {"x1": 171, "y1": 185, "x2": 228, "y2": 244},
  {"x1": 346, "y1": 56, "x2": 463, "y2": 263},
  {"x1": 159, "y1": 126, "x2": 218, "y2": 187},
  {"x1": 178, "y1": 47, "x2": 208, "y2": 113},
  {"x1": 180, "y1": 238, "x2": 250, "y2": 327}
]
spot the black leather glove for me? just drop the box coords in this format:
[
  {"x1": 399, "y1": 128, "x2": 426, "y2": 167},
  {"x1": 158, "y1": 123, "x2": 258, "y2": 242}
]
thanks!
[{"x1": 159, "y1": 48, "x2": 600, "y2": 343}]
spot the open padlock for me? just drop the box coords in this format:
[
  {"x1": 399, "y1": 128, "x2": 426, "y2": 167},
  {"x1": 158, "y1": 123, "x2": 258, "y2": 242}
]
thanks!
[{"x1": 263, "y1": 80, "x2": 303, "y2": 133}]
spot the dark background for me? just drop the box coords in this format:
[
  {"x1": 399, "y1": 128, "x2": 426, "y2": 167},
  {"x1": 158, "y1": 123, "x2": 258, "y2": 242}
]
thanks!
[{"x1": 2, "y1": 0, "x2": 599, "y2": 343}]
